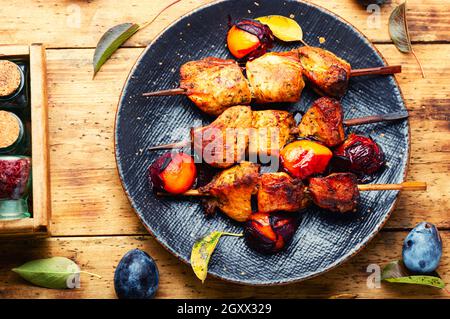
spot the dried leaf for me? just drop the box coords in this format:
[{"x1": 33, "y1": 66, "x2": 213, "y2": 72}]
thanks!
[
  {"x1": 190, "y1": 231, "x2": 242, "y2": 283},
  {"x1": 93, "y1": 23, "x2": 140, "y2": 77},
  {"x1": 256, "y1": 15, "x2": 305, "y2": 44},
  {"x1": 381, "y1": 260, "x2": 445, "y2": 289},
  {"x1": 92, "y1": 0, "x2": 182, "y2": 77},
  {"x1": 12, "y1": 257, "x2": 101, "y2": 289},
  {"x1": 388, "y1": 2, "x2": 425, "y2": 77}
]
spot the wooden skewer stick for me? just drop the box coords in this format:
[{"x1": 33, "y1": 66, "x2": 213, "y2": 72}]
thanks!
[
  {"x1": 148, "y1": 140, "x2": 190, "y2": 151},
  {"x1": 343, "y1": 111, "x2": 409, "y2": 126},
  {"x1": 157, "y1": 189, "x2": 205, "y2": 197},
  {"x1": 357, "y1": 181, "x2": 427, "y2": 191},
  {"x1": 158, "y1": 181, "x2": 427, "y2": 197},
  {"x1": 350, "y1": 65, "x2": 402, "y2": 77},
  {"x1": 142, "y1": 66, "x2": 402, "y2": 97},
  {"x1": 142, "y1": 88, "x2": 187, "y2": 97}
]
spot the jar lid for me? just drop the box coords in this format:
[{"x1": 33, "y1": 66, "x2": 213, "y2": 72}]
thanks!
[
  {"x1": 0, "y1": 60, "x2": 22, "y2": 98},
  {"x1": 0, "y1": 110, "x2": 22, "y2": 149}
]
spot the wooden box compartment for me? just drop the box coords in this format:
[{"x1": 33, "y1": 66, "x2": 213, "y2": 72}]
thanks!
[{"x1": 0, "y1": 44, "x2": 50, "y2": 237}]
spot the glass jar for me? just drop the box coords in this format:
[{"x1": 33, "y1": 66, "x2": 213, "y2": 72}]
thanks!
[
  {"x1": 0, "y1": 156, "x2": 31, "y2": 219},
  {"x1": 0, "y1": 110, "x2": 28, "y2": 155},
  {"x1": 0, "y1": 59, "x2": 29, "y2": 112}
]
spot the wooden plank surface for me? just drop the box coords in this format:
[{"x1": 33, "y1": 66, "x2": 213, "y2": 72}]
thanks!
[
  {"x1": 0, "y1": 231, "x2": 448, "y2": 299},
  {"x1": 0, "y1": 0, "x2": 449, "y2": 47},
  {"x1": 44, "y1": 44, "x2": 450, "y2": 236},
  {"x1": 0, "y1": 0, "x2": 449, "y2": 299}
]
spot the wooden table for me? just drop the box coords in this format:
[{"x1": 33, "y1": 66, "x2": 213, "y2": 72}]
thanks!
[{"x1": 0, "y1": 0, "x2": 448, "y2": 299}]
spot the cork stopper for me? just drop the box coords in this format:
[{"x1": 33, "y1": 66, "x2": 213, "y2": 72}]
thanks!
[
  {"x1": 0, "y1": 111, "x2": 21, "y2": 149},
  {"x1": 0, "y1": 60, "x2": 22, "y2": 97}
]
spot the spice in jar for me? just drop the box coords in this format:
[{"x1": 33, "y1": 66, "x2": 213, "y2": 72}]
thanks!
[
  {"x1": 0, "y1": 59, "x2": 28, "y2": 112},
  {"x1": 0, "y1": 60, "x2": 22, "y2": 99},
  {"x1": 0, "y1": 110, "x2": 25, "y2": 154}
]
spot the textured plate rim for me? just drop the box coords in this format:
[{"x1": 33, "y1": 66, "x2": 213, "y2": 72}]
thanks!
[{"x1": 114, "y1": 0, "x2": 411, "y2": 286}]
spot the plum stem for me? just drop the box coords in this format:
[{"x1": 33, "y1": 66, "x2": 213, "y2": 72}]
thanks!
[
  {"x1": 80, "y1": 270, "x2": 102, "y2": 279},
  {"x1": 138, "y1": 0, "x2": 182, "y2": 31}
]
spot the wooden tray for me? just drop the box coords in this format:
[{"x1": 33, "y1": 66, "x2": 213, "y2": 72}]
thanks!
[{"x1": 0, "y1": 44, "x2": 50, "y2": 237}]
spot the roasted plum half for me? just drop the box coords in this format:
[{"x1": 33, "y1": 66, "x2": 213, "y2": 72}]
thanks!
[
  {"x1": 227, "y1": 19, "x2": 274, "y2": 60},
  {"x1": 244, "y1": 212, "x2": 299, "y2": 254},
  {"x1": 333, "y1": 134, "x2": 385, "y2": 176},
  {"x1": 148, "y1": 152, "x2": 197, "y2": 194},
  {"x1": 280, "y1": 140, "x2": 333, "y2": 180}
]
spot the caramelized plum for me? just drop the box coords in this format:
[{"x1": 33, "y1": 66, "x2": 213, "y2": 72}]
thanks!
[
  {"x1": 227, "y1": 19, "x2": 274, "y2": 60},
  {"x1": 280, "y1": 140, "x2": 333, "y2": 180},
  {"x1": 333, "y1": 134, "x2": 385, "y2": 175},
  {"x1": 244, "y1": 212, "x2": 299, "y2": 254},
  {"x1": 149, "y1": 152, "x2": 197, "y2": 194}
]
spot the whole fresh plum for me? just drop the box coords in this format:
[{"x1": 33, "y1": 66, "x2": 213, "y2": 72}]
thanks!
[
  {"x1": 114, "y1": 249, "x2": 159, "y2": 299},
  {"x1": 402, "y1": 222, "x2": 442, "y2": 274}
]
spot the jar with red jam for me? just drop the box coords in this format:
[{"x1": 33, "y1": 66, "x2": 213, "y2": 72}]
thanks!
[{"x1": 0, "y1": 156, "x2": 31, "y2": 219}]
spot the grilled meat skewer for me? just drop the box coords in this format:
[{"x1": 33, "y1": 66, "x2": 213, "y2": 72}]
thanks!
[
  {"x1": 178, "y1": 58, "x2": 252, "y2": 116},
  {"x1": 158, "y1": 162, "x2": 426, "y2": 222},
  {"x1": 246, "y1": 51, "x2": 305, "y2": 104},
  {"x1": 145, "y1": 52, "x2": 304, "y2": 116},
  {"x1": 295, "y1": 47, "x2": 400, "y2": 98},
  {"x1": 148, "y1": 98, "x2": 408, "y2": 168},
  {"x1": 143, "y1": 47, "x2": 401, "y2": 116}
]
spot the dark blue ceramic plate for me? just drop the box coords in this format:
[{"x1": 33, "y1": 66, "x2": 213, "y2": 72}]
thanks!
[{"x1": 115, "y1": 0, "x2": 409, "y2": 285}]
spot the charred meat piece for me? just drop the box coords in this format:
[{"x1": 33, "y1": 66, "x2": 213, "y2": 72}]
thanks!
[
  {"x1": 308, "y1": 173, "x2": 360, "y2": 213},
  {"x1": 297, "y1": 97, "x2": 345, "y2": 147},
  {"x1": 199, "y1": 162, "x2": 260, "y2": 222},
  {"x1": 257, "y1": 172, "x2": 310, "y2": 214},
  {"x1": 296, "y1": 47, "x2": 351, "y2": 98},
  {"x1": 180, "y1": 57, "x2": 252, "y2": 116},
  {"x1": 191, "y1": 105, "x2": 252, "y2": 168},
  {"x1": 246, "y1": 51, "x2": 305, "y2": 104},
  {"x1": 250, "y1": 110, "x2": 296, "y2": 158}
]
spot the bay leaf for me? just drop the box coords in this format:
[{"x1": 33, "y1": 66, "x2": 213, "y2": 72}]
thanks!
[
  {"x1": 190, "y1": 231, "x2": 242, "y2": 283},
  {"x1": 255, "y1": 15, "x2": 307, "y2": 45},
  {"x1": 381, "y1": 260, "x2": 445, "y2": 289},
  {"x1": 93, "y1": 23, "x2": 140, "y2": 77},
  {"x1": 388, "y1": 2, "x2": 425, "y2": 77},
  {"x1": 92, "y1": 0, "x2": 182, "y2": 77},
  {"x1": 12, "y1": 257, "x2": 101, "y2": 289}
]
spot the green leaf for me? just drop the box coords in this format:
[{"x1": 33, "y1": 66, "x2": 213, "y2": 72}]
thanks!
[
  {"x1": 190, "y1": 231, "x2": 242, "y2": 283},
  {"x1": 12, "y1": 257, "x2": 101, "y2": 289},
  {"x1": 93, "y1": 23, "x2": 140, "y2": 76},
  {"x1": 381, "y1": 260, "x2": 445, "y2": 289},
  {"x1": 388, "y1": 2, "x2": 424, "y2": 77},
  {"x1": 13, "y1": 257, "x2": 80, "y2": 289}
]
